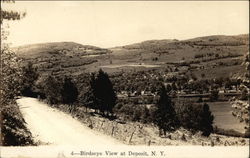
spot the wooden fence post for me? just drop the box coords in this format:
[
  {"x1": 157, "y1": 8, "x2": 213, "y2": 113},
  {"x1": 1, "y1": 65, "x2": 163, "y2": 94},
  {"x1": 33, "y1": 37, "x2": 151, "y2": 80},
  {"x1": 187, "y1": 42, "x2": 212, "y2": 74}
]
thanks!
[{"x1": 129, "y1": 128, "x2": 136, "y2": 144}]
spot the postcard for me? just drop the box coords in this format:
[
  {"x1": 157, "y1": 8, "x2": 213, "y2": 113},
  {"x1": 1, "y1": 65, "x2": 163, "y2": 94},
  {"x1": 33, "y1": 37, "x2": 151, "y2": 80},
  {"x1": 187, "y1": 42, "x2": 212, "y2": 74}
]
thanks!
[{"x1": 1, "y1": 1, "x2": 249, "y2": 158}]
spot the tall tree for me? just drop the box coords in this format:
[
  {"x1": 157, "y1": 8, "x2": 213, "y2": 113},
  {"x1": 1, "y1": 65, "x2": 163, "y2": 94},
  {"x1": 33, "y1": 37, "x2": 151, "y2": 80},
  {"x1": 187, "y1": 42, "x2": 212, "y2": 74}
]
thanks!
[
  {"x1": 153, "y1": 85, "x2": 179, "y2": 137},
  {"x1": 61, "y1": 76, "x2": 78, "y2": 105},
  {"x1": 93, "y1": 69, "x2": 117, "y2": 115},
  {"x1": 81, "y1": 73, "x2": 98, "y2": 112},
  {"x1": 1, "y1": 0, "x2": 26, "y2": 104},
  {"x1": 198, "y1": 103, "x2": 214, "y2": 136},
  {"x1": 43, "y1": 75, "x2": 62, "y2": 105},
  {"x1": 20, "y1": 62, "x2": 39, "y2": 96},
  {"x1": 178, "y1": 102, "x2": 214, "y2": 136}
]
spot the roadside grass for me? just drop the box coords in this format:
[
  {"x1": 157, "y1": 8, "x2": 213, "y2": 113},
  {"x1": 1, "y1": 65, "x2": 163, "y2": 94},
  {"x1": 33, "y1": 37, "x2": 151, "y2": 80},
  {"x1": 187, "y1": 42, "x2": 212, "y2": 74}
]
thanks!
[{"x1": 46, "y1": 100, "x2": 249, "y2": 146}]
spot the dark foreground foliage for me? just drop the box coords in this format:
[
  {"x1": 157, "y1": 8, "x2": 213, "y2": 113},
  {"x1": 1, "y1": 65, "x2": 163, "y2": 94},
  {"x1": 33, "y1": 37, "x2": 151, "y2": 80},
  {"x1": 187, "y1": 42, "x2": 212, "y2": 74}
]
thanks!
[{"x1": 1, "y1": 103, "x2": 34, "y2": 146}]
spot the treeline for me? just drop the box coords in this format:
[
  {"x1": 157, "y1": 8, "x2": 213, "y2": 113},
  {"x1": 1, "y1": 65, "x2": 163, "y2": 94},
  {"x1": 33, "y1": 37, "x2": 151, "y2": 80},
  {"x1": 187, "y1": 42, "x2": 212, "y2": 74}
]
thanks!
[
  {"x1": 114, "y1": 86, "x2": 214, "y2": 137},
  {"x1": 37, "y1": 69, "x2": 116, "y2": 117},
  {"x1": 110, "y1": 70, "x2": 245, "y2": 94}
]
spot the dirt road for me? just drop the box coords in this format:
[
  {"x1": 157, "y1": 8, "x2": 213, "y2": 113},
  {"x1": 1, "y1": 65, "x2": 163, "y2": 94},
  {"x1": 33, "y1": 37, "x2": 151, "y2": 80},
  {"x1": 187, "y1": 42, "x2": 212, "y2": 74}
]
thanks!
[{"x1": 17, "y1": 97, "x2": 121, "y2": 146}]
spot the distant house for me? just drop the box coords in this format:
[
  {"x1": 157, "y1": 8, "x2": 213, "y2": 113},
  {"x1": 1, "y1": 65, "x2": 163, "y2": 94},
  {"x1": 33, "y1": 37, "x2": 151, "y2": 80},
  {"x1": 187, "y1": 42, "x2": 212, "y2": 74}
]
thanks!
[
  {"x1": 141, "y1": 90, "x2": 153, "y2": 96},
  {"x1": 228, "y1": 89, "x2": 237, "y2": 93}
]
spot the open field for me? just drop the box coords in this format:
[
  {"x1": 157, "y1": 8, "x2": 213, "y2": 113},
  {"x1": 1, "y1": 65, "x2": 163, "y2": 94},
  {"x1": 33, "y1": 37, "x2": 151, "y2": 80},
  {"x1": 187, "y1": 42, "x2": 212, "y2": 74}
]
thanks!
[
  {"x1": 13, "y1": 34, "x2": 249, "y2": 79},
  {"x1": 100, "y1": 63, "x2": 161, "y2": 69}
]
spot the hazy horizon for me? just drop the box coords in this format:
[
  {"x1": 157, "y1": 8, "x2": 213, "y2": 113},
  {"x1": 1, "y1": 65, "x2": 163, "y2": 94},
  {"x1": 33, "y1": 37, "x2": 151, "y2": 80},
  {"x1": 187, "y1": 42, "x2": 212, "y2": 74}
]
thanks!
[
  {"x1": 3, "y1": 1, "x2": 249, "y2": 48},
  {"x1": 10, "y1": 33, "x2": 249, "y2": 49}
]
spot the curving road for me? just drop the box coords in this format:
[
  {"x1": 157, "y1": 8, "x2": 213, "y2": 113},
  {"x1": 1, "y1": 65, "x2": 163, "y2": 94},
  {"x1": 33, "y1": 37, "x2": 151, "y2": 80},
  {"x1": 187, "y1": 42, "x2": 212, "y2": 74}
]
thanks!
[{"x1": 17, "y1": 97, "x2": 121, "y2": 146}]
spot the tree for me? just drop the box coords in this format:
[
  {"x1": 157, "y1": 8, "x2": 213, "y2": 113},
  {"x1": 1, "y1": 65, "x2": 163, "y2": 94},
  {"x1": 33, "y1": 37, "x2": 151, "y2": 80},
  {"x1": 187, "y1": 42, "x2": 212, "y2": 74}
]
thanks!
[
  {"x1": 1, "y1": 45, "x2": 22, "y2": 102},
  {"x1": 20, "y1": 62, "x2": 39, "y2": 96},
  {"x1": 94, "y1": 69, "x2": 117, "y2": 115},
  {"x1": 198, "y1": 103, "x2": 214, "y2": 136},
  {"x1": 1, "y1": 0, "x2": 25, "y2": 104},
  {"x1": 80, "y1": 73, "x2": 98, "y2": 112},
  {"x1": 178, "y1": 102, "x2": 214, "y2": 136},
  {"x1": 83, "y1": 70, "x2": 117, "y2": 116},
  {"x1": 153, "y1": 85, "x2": 179, "y2": 137},
  {"x1": 1, "y1": 1, "x2": 33, "y2": 146},
  {"x1": 61, "y1": 76, "x2": 78, "y2": 105},
  {"x1": 43, "y1": 75, "x2": 62, "y2": 105}
]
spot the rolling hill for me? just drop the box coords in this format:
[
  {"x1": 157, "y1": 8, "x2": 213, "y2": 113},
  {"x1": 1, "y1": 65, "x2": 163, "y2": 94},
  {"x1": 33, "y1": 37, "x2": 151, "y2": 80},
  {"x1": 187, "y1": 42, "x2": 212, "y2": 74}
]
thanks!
[
  {"x1": 14, "y1": 42, "x2": 110, "y2": 58},
  {"x1": 13, "y1": 42, "x2": 111, "y2": 76},
  {"x1": 13, "y1": 34, "x2": 249, "y2": 79}
]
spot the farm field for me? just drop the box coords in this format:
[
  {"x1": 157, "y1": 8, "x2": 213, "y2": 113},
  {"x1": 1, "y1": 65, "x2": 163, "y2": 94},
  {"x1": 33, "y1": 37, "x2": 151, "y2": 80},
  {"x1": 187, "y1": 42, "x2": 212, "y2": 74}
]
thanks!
[{"x1": 100, "y1": 63, "x2": 161, "y2": 69}]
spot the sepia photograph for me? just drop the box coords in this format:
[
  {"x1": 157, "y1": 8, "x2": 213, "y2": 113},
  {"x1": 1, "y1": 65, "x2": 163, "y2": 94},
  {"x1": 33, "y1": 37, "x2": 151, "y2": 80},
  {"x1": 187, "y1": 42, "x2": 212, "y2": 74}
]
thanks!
[{"x1": 0, "y1": 1, "x2": 249, "y2": 158}]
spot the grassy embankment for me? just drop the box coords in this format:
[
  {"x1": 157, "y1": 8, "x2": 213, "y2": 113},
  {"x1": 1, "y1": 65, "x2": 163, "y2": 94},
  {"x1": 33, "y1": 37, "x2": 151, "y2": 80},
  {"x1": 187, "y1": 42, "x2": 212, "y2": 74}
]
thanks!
[{"x1": 45, "y1": 100, "x2": 249, "y2": 146}]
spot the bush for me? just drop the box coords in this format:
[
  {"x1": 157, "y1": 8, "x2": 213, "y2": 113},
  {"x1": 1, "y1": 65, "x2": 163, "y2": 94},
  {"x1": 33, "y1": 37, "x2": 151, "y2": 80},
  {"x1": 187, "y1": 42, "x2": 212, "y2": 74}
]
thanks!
[{"x1": 114, "y1": 103, "x2": 154, "y2": 123}]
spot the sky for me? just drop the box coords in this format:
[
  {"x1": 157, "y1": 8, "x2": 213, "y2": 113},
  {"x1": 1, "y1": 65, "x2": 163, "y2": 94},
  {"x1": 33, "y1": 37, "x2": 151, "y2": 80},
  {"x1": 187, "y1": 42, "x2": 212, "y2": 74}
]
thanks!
[{"x1": 3, "y1": 1, "x2": 249, "y2": 48}]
